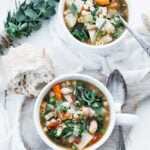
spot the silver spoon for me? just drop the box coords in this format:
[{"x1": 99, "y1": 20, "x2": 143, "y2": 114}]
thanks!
[
  {"x1": 118, "y1": 14, "x2": 150, "y2": 56},
  {"x1": 107, "y1": 69, "x2": 127, "y2": 150},
  {"x1": 115, "y1": 0, "x2": 150, "y2": 56}
]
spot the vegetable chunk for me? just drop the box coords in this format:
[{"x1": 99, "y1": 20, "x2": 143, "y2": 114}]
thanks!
[
  {"x1": 95, "y1": 0, "x2": 110, "y2": 6},
  {"x1": 75, "y1": 132, "x2": 93, "y2": 150}
]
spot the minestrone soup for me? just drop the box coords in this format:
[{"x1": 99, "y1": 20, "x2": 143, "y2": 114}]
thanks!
[
  {"x1": 63, "y1": 0, "x2": 128, "y2": 45},
  {"x1": 40, "y1": 80, "x2": 110, "y2": 150}
]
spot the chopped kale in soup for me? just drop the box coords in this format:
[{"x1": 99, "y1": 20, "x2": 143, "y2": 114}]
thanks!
[
  {"x1": 63, "y1": 0, "x2": 128, "y2": 45},
  {"x1": 40, "y1": 80, "x2": 110, "y2": 150}
]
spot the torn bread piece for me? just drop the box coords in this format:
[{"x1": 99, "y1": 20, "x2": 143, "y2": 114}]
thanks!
[{"x1": 1, "y1": 44, "x2": 55, "y2": 98}]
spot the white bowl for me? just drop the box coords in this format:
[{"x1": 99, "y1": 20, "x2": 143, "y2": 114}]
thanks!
[
  {"x1": 34, "y1": 74, "x2": 137, "y2": 150},
  {"x1": 58, "y1": 0, "x2": 134, "y2": 53}
]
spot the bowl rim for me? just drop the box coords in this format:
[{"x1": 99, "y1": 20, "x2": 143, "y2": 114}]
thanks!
[
  {"x1": 34, "y1": 74, "x2": 116, "y2": 150},
  {"x1": 58, "y1": 0, "x2": 134, "y2": 49}
]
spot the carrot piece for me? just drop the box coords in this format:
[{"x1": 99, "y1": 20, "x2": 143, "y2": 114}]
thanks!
[
  {"x1": 53, "y1": 84, "x2": 61, "y2": 93},
  {"x1": 95, "y1": 0, "x2": 110, "y2": 6},
  {"x1": 108, "y1": 2, "x2": 118, "y2": 9},
  {"x1": 52, "y1": 84, "x2": 62, "y2": 100},
  {"x1": 57, "y1": 112, "x2": 72, "y2": 121},
  {"x1": 55, "y1": 92, "x2": 62, "y2": 100}
]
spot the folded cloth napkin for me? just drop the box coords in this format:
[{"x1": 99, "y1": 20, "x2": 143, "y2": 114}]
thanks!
[{"x1": 0, "y1": 93, "x2": 26, "y2": 150}]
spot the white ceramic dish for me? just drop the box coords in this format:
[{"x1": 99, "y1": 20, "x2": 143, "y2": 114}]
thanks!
[
  {"x1": 34, "y1": 74, "x2": 137, "y2": 150},
  {"x1": 58, "y1": 0, "x2": 134, "y2": 52}
]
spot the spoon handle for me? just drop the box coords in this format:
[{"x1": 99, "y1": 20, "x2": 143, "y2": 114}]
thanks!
[
  {"x1": 117, "y1": 125, "x2": 126, "y2": 150},
  {"x1": 119, "y1": 15, "x2": 150, "y2": 56}
]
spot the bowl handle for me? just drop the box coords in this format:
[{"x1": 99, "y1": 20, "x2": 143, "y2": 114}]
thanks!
[{"x1": 115, "y1": 113, "x2": 138, "y2": 126}]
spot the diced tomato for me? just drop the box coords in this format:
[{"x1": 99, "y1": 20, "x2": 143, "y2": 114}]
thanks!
[
  {"x1": 74, "y1": 137, "x2": 81, "y2": 144},
  {"x1": 91, "y1": 135, "x2": 100, "y2": 144}
]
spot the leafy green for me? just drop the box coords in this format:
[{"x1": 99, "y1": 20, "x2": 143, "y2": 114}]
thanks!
[
  {"x1": 113, "y1": 13, "x2": 123, "y2": 28},
  {"x1": 71, "y1": 23, "x2": 89, "y2": 42},
  {"x1": 74, "y1": 119, "x2": 87, "y2": 137},
  {"x1": 62, "y1": 126, "x2": 73, "y2": 138},
  {"x1": 47, "y1": 103, "x2": 54, "y2": 110},
  {"x1": 113, "y1": 31, "x2": 121, "y2": 38},
  {"x1": 24, "y1": 8, "x2": 39, "y2": 19},
  {"x1": 70, "y1": 3, "x2": 77, "y2": 15},
  {"x1": 96, "y1": 114, "x2": 104, "y2": 130},
  {"x1": 73, "y1": 81, "x2": 103, "y2": 107},
  {"x1": 48, "y1": 129, "x2": 61, "y2": 142},
  {"x1": 64, "y1": 119, "x2": 72, "y2": 125},
  {"x1": 56, "y1": 101, "x2": 68, "y2": 111},
  {"x1": 0, "y1": 0, "x2": 59, "y2": 54},
  {"x1": 91, "y1": 7, "x2": 99, "y2": 15},
  {"x1": 96, "y1": 20, "x2": 107, "y2": 37}
]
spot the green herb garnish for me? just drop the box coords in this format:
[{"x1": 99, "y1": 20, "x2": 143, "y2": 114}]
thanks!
[
  {"x1": 56, "y1": 101, "x2": 68, "y2": 111},
  {"x1": 0, "y1": 0, "x2": 59, "y2": 54},
  {"x1": 96, "y1": 20, "x2": 107, "y2": 37},
  {"x1": 70, "y1": 3, "x2": 78, "y2": 15},
  {"x1": 113, "y1": 13, "x2": 123, "y2": 28},
  {"x1": 91, "y1": 7, "x2": 99, "y2": 15},
  {"x1": 62, "y1": 126, "x2": 73, "y2": 138},
  {"x1": 113, "y1": 31, "x2": 121, "y2": 38},
  {"x1": 71, "y1": 23, "x2": 89, "y2": 42}
]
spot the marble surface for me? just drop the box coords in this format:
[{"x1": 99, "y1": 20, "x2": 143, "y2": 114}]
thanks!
[{"x1": 0, "y1": 0, "x2": 150, "y2": 150}]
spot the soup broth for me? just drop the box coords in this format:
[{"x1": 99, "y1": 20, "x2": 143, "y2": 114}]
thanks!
[
  {"x1": 40, "y1": 80, "x2": 110, "y2": 150},
  {"x1": 63, "y1": 0, "x2": 128, "y2": 45}
]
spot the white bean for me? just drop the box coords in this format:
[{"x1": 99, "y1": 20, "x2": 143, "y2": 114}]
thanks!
[
  {"x1": 73, "y1": 111, "x2": 83, "y2": 119},
  {"x1": 61, "y1": 87, "x2": 72, "y2": 95},
  {"x1": 83, "y1": 4, "x2": 89, "y2": 10},
  {"x1": 90, "y1": 6, "x2": 95, "y2": 11},
  {"x1": 56, "y1": 127, "x2": 63, "y2": 136},
  {"x1": 89, "y1": 120, "x2": 98, "y2": 134},
  {"x1": 64, "y1": 94, "x2": 73, "y2": 102},
  {"x1": 88, "y1": 107, "x2": 96, "y2": 117},
  {"x1": 82, "y1": 107, "x2": 89, "y2": 116},
  {"x1": 87, "y1": 24, "x2": 96, "y2": 30},
  {"x1": 68, "y1": 136, "x2": 75, "y2": 143},
  {"x1": 63, "y1": 9, "x2": 71, "y2": 16},
  {"x1": 49, "y1": 91, "x2": 54, "y2": 97},
  {"x1": 81, "y1": 10, "x2": 89, "y2": 16}
]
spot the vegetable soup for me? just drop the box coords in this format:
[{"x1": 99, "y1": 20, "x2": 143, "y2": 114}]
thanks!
[
  {"x1": 63, "y1": 0, "x2": 128, "y2": 45},
  {"x1": 40, "y1": 80, "x2": 110, "y2": 150}
]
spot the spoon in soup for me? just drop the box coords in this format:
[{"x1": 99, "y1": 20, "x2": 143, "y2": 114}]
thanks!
[
  {"x1": 106, "y1": 69, "x2": 127, "y2": 150},
  {"x1": 116, "y1": 0, "x2": 150, "y2": 56}
]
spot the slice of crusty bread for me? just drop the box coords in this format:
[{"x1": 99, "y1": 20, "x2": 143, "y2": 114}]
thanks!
[{"x1": 1, "y1": 44, "x2": 55, "y2": 98}]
